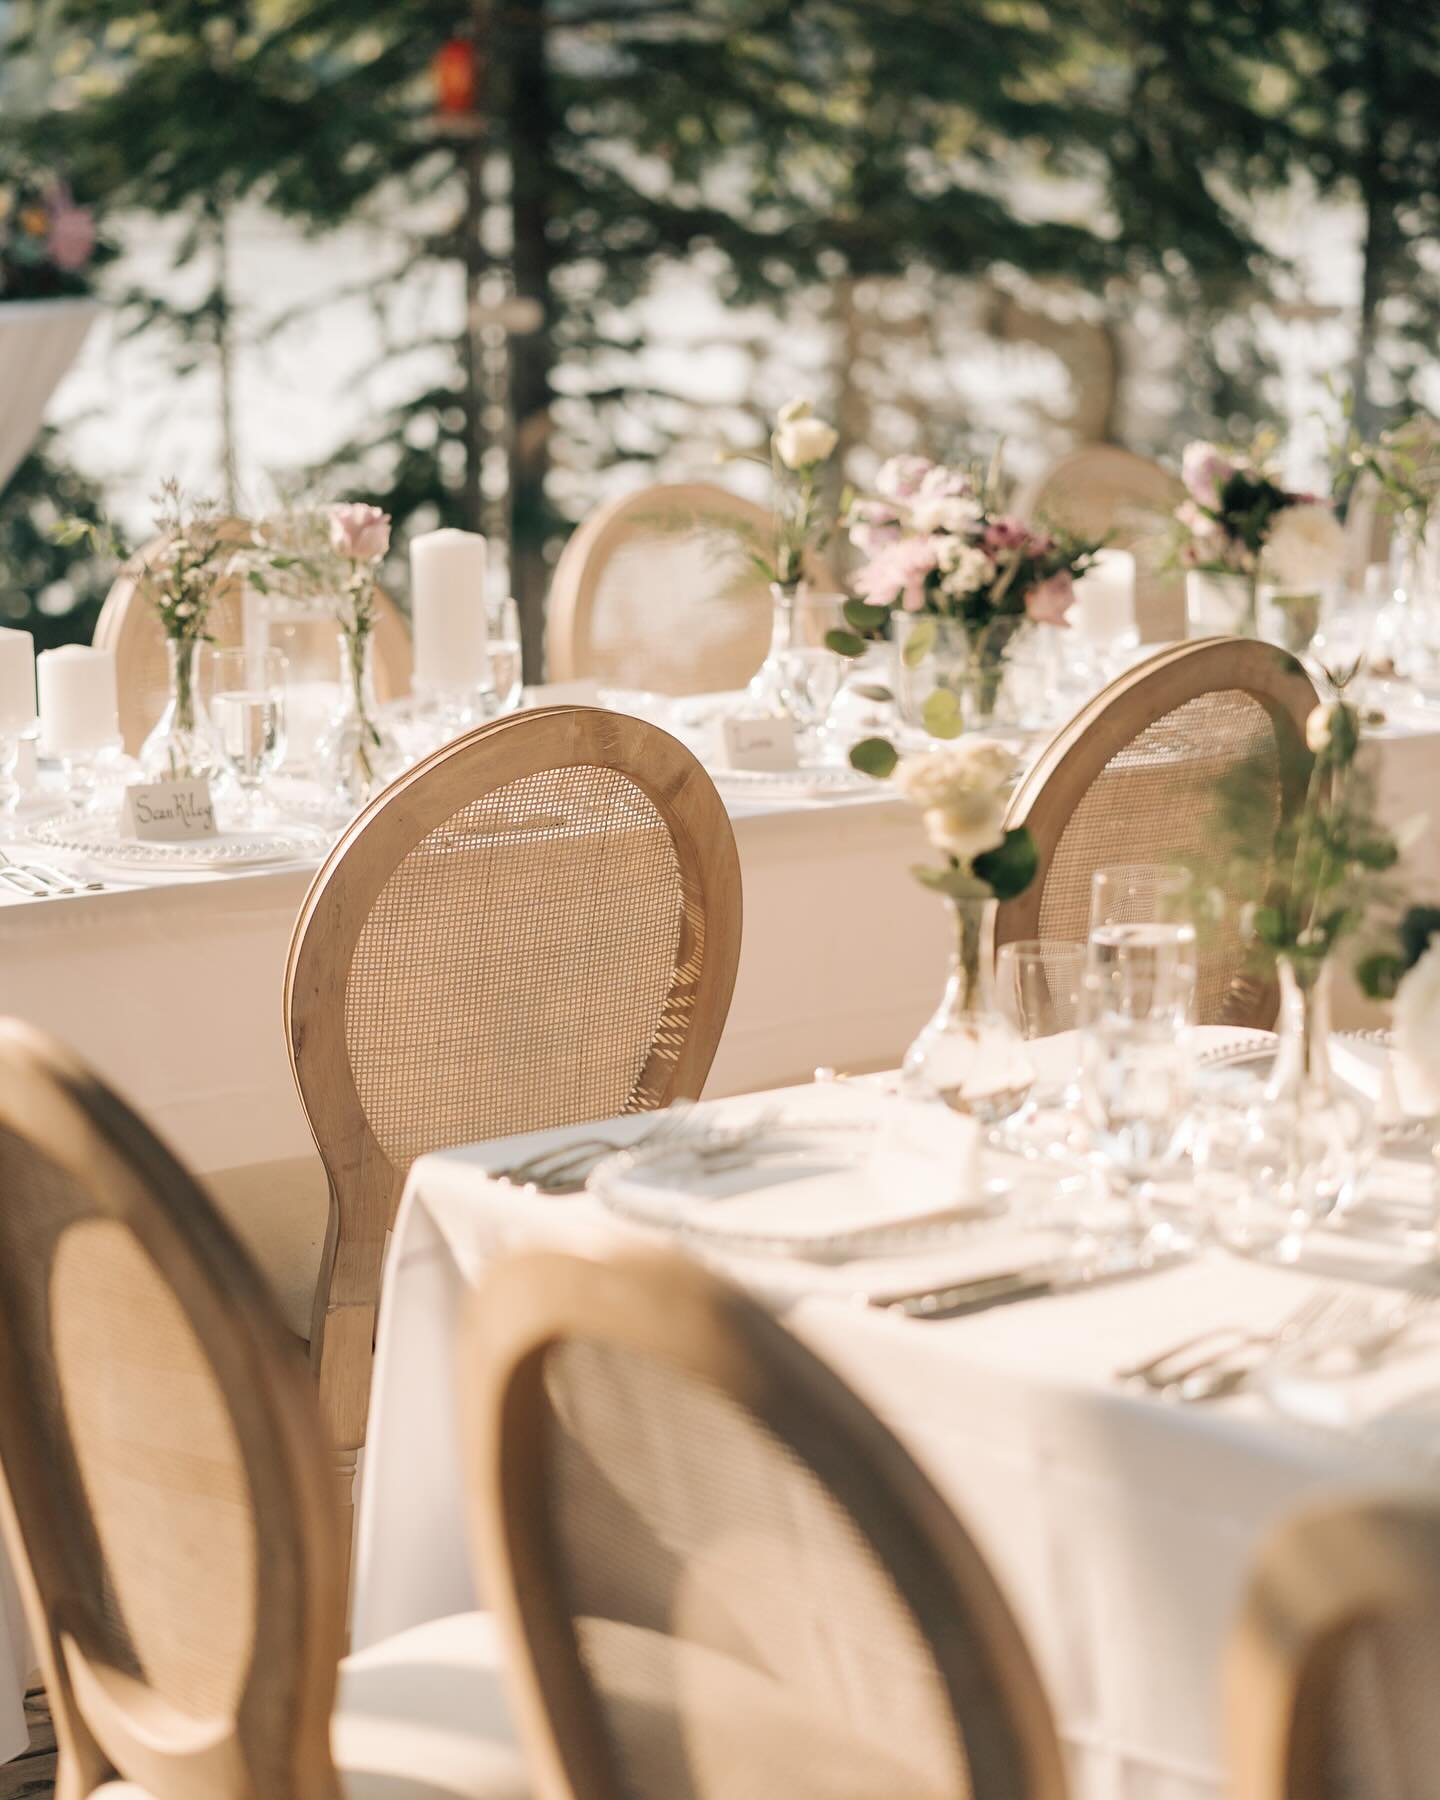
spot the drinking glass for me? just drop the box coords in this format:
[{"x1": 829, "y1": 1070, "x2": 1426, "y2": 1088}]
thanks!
[
  {"x1": 995, "y1": 938, "x2": 1088, "y2": 1156},
  {"x1": 206, "y1": 647, "x2": 287, "y2": 823},
  {"x1": 488, "y1": 596, "x2": 523, "y2": 714},
  {"x1": 782, "y1": 592, "x2": 846, "y2": 754},
  {"x1": 1089, "y1": 863, "x2": 1192, "y2": 934},
  {"x1": 1080, "y1": 921, "x2": 1198, "y2": 1244}
]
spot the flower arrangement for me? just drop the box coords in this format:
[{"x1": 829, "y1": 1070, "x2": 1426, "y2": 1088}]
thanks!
[
  {"x1": 0, "y1": 155, "x2": 99, "y2": 300},
  {"x1": 327, "y1": 501, "x2": 394, "y2": 798},
  {"x1": 836, "y1": 454, "x2": 1099, "y2": 767},
  {"x1": 894, "y1": 738, "x2": 1036, "y2": 900},
  {"x1": 1173, "y1": 438, "x2": 1344, "y2": 637}
]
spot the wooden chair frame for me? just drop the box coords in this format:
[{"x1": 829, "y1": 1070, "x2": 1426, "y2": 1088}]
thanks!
[
  {"x1": 994, "y1": 637, "x2": 1319, "y2": 1027},
  {"x1": 546, "y1": 481, "x2": 838, "y2": 689},
  {"x1": 0, "y1": 1020, "x2": 344, "y2": 1799},
  {"x1": 464, "y1": 1245, "x2": 1068, "y2": 1800},
  {"x1": 285, "y1": 705, "x2": 743, "y2": 1537},
  {"x1": 1228, "y1": 1495, "x2": 1440, "y2": 1800},
  {"x1": 94, "y1": 519, "x2": 413, "y2": 754}
]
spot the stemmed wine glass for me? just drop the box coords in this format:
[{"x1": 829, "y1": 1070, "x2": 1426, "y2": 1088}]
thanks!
[
  {"x1": 487, "y1": 596, "x2": 523, "y2": 714},
  {"x1": 206, "y1": 647, "x2": 288, "y2": 825}
]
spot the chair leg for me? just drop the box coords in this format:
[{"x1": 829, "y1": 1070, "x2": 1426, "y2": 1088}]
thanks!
[{"x1": 334, "y1": 1448, "x2": 357, "y2": 1623}]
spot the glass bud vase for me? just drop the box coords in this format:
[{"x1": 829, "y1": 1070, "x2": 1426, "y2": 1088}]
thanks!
[
  {"x1": 966, "y1": 615, "x2": 1024, "y2": 730},
  {"x1": 902, "y1": 894, "x2": 1035, "y2": 1122},
  {"x1": 139, "y1": 637, "x2": 215, "y2": 782},
  {"x1": 1185, "y1": 570, "x2": 1258, "y2": 638},
  {"x1": 746, "y1": 581, "x2": 802, "y2": 717},
  {"x1": 320, "y1": 626, "x2": 403, "y2": 811}
]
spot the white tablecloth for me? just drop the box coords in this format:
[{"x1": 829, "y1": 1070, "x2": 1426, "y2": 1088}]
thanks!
[{"x1": 352, "y1": 1090, "x2": 1440, "y2": 1800}]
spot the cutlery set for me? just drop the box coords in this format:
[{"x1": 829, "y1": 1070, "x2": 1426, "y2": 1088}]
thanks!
[{"x1": 0, "y1": 852, "x2": 104, "y2": 897}]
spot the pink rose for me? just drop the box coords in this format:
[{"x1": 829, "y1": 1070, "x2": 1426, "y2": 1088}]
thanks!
[
  {"x1": 1181, "y1": 442, "x2": 1236, "y2": 512},
  {"x1": 847, "y1": 497, "x2": 902, "y2": 557},
  {"x1": 983, "y1": 515, "x2": 1029, "y2": 553},
  {"x1": 854, "y1": 535, "x2": 938, "y2": 611},
  {"x1": 46, "y1": 197, "x2": 95, "y2": 273},
  {"x1": 1025, "y1": 571, "x2": 1075, "y2": 626},
  {"x1": 329, "y1": 501, "x2": 391, "y2": 563},
  {"x1": 874, "y1": 455, "x2": 933, "y2": 502}
]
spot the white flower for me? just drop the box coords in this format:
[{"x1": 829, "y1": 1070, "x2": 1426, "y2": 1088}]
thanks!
[
  {"x1": 874, "y1": 455, "x2": 933, "y2": 501},
  {"x1": 1305, "y1": 699, "x2": 1359, "y2": 761},
  {"x1": 1265, "y1": 502, "x2": 1345, "y2": 591},
  {"x1": 773, "y1": 414, "x2": 838, "y2": 470},
  {"x1": 893, "y1": 738, "x2": 1018, "y2": 811},
  {"x1": 910, "y1": 493, "x2": 983, "y2": 535},
  {"x1": 1305, "y1": 702, "x2": 1335, "y2": 752},
  {"x1": 922, "y1": 796, "x2": 1007, "y2": 861},
  {"x1": 939, "y1": 543, "x2": 993, "y2": 598},
  {"x1": 775, "y1": 397, "x2": 811, "y2": 424},
  {"x1": 1395, "y1": 939, "x2": 1440, "y2": 1095}
]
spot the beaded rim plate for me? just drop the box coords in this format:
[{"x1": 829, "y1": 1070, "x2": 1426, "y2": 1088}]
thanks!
[
  {"x1": 710, "y1": 765, "x2": 879, "y2": 798},
  {"x1": 27, "y1": 813, "x2": 329, "y2": 873}
]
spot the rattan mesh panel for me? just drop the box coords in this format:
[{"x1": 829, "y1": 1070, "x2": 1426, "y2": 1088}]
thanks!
[
  {"x1": 1038, "y1": 689, "x2": 1280, "y2": 1023},
  {"x1": 587, "y1": 530, "x2": 772, "y2": 695},
  {"x1": 1316, "y1": 1617, "x2": 1440, "y2": 1800},
  {"x1": 0, "y1": 1130, "x2": 257, "y2": 1723},
  {"x1": 344, "y1": 764, "x2": 688, "y2": 1168},
  {"x1": 540, "y1": 1340, "x2": 971, "y2": 1799}
]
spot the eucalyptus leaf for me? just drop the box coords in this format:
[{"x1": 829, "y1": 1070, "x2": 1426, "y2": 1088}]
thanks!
[
  {"x1": 824, "y1": 628, "x2": 867, "y2": 658},
  {"x1": 854, "y1": 684, "x2": 893, "y2": 702},
  {"x1": 921, "y1": 688, "x2": 963, "y2": 738},
  {"x1": 972, "y1": 827, "x2": 1038, "y2": 901},
  {"x1": 843, "y1": 597, "x2": 891, "y2": 635},
  {"x1": 912, "y1": 863, "x2": 988, "y2": 902},
  {"x1": 849, "y1": 736, "x2": 898, "y2": 780},
  {"x1": 901, "y1": 618, "x2": 937, "y2": 668}
]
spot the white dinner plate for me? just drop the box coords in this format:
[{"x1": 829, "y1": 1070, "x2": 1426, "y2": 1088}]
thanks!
[{"x1": 28, "y1": 813, "x2": 329, "y2": 874}]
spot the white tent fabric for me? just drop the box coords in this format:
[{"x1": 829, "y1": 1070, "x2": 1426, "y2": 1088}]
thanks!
[{"x1": 0, "y1": 297, "x2": 98, "y2": 492}]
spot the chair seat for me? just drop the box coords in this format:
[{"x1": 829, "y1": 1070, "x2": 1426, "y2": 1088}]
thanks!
[
  {"x1": 334, "y1": 1610, "x2": 530, "y2": 1799},
  {"x1": 204, "y1": 1155, "x2": 330, "y2": 1341}
]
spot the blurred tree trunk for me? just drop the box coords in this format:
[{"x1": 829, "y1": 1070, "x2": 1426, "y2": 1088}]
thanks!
[{"x1": 505, "y1": 0, "x2": 554, "y2": 678}]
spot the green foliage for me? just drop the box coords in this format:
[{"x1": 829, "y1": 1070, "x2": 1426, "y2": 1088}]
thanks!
[
  {"x1": 1357, "y1": 903, "x2": 1440, "y2": 999},
  {"x1": 849, "y1": 736, "x2": 898, "y2": 780},
  {"x1": 0, "y1": 434, "x2": 111, "y2": 650},
  {"x1": 920, "y1": 688, "x2": 963, "y2": 739},
  {"x1": 972, "y1": 827, "x2": 1039, "y2": 902}
]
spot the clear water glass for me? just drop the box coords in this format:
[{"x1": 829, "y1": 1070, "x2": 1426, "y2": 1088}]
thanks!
[
  {"x1": 207, "y1": 647, "x2": 287, "y2": 822},
  {"x1": 995, "y1": 938, "x2": 1088, "y2": 1157},
  {"x1": 487, "y1": 596, "x2": 522, "y2": 713},
  {"x1": 1080, "y1": 921, "x2": 1198, "y2": 1242},
  {"x1": 1089, "y1": 862, "x2": 1192, "y2": 933}
]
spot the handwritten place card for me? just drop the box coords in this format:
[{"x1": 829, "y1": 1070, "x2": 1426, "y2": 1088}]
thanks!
[
  {"x1": 122, "y1": 777, "x2": 218, "y2": 842},
  {"x1": 718, "y1": 714, "x2": 799, "y2": 773}
]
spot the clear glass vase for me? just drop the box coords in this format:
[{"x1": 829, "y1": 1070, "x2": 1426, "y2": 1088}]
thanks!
[
  {"x1": 1258, "y1": 586, "x2": 1323, "y2": 657},
  {"x1": 902, "y1": 894, "x2": 1035, "y2": 1122},
  {"x1": 319, "y1": 626, "x2": 403, "y2": 811},
  {"x1": 894, "y1": 614, "x2": 1022, "y2": 738},
  {"x1": 1204, "y1": 957, "x2": 1364, "y2": 1258},
  {"x1": 139, "y1": 637, "x2": 215, "y2": 782},
  {"x1": 1185, "y1": 570, "x2": 1258, "y2": 638}
]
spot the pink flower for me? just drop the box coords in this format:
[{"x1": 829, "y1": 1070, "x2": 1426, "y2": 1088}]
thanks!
[
  {"x1": 874, "y1": 455, "x2": 933, "y2": 502},
  {"x1": 847, "y1": 497, "x2": 902, "y2": 557},
  {"x1": 1181, "y1": 442, "x2": 1236, "y2": 512},
  {"x1": 854, "y1": 535, "x2": 939, "y2": 612},
  {"x1": 46, "y1": 198, "x2": 95, "y2": 273},
  {"x1": 982, "y1": 515, "x2": 1029, "y2": 554},
  {"x1": 1025, "y1": 571, "x2": 1075, "y2": 626},
  {"x1": 917, "y1": 463, "x2": 973, "y2": 500},
  {"x1": 329, "y1": 501, "x2": 391, "y2": 563},
  {"x1": 1026, "y1": 528, "x2": 1055, "y2": 556}
]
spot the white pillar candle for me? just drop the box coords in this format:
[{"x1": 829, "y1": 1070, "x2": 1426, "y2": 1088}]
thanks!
[
  {"x1": 37, "y1": 645, "x2": 119, "y2": 756},
  {"x1": 1074, "y1": 548, "x2": 1137, "y2": 640},
  {"x1": 0, "y1": 628, "x2": 36, "y2": 735},
  {"x1": 409, "y1": 528, "x2": 491, "y2": 692}
]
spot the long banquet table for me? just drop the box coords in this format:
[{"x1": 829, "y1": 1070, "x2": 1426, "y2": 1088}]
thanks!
[{"x1": 352, "y1": 1088, "x2": 1440, "y2": 1800}]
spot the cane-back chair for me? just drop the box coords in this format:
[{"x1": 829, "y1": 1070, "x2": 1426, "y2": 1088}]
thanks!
[
  {"x1": 93, "y1": 520, "x2": 412, "y2": 754},
  {"x1": 0, "y1": 1019, "x2": 528, "y2": 1798},
  {"x1": 1017, "y1": 445, "x2": 1185, "y2": 641},
  {"x1": 995, "y1": 638, "x2": 1318, "y2": 1028},
  {"x1": 546, "y1": 482, "x2": 839, "y2": 695},
  {"x1": 286, "y1": 705, "x2": 742, "y2": 1557},
  {"x1": 465, "y1": 1244, "x2": 1068, "y2": 1800},
  {"x1": 1229, "y1": 1494, "x2": 1440, "y2": 1800}
]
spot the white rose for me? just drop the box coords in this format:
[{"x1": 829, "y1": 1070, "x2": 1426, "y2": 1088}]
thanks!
[
  {"x1": 1265, "y1": 502, "x2": 1345, "y2": 592},
  {"x1": 893, "y1": 738, "x2": 1018, "y2": 811},
  {"x1": 775, "y1": 397, "x2": 811, "y2": 424},
  {"x1": 1394, "y1": 939, "x2": 1440, "y2": 1095},
  {"x1": 910, "y1": 494, "x2": 983, "y2": 535},
  {"x1": 1304, "y1": 699, "x2": 1359, "y2": 761},
  {"x1": 1305, "y1": 703, "x2": 1333, "y2": 753},
  {"x1": 774, "y1": 415, "x2": 839, "y2": 470},
  {"x1": 923, "y1": 794, "x2": 1008, "y2": 860}
]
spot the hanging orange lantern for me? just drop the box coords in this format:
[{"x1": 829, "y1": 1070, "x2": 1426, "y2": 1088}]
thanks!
[{"x1": 433, "y1": 38, "x2": 477, "y2": 117}]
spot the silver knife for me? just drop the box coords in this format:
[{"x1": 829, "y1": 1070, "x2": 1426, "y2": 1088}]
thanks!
[{"x1": 869, "y1": 1250, "x2": 1185, "y2": 1321}]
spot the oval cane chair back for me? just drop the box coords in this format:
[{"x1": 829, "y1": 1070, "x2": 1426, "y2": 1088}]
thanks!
[
  {"x1": 94, "y1": 520, "x2": 412, "y2": 754},
  {"x1": 1229, "y1": 1495, "x2": 1440, "y2": 1800},
  {"x1": 1017, "y1": 445, "x2": 1185, "y2": 642},
  {"x1": 0, "y1": 1019, "x2": 343, "y2": 1800},
  {"x1": 286, "y1": 705, "x2": 742, "y2": 1494},
  {"x1": 465, "y1": 1245, "x2": 1067, "y2": 1800},
  {"x1": 995, "y1": 638, "x2": 1318, "y2": 1028},
  {"x1": 546, "y1": 482, "x2": 839, "y2": 695}
]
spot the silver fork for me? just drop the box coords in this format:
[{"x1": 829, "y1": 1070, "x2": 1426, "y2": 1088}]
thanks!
[
  {"x1": 1119, "y1": 1290, "x2": 1343, "y2": 1392},
  {"x1": 0, "y1": 852, "x2": 102, "y2": 896}
]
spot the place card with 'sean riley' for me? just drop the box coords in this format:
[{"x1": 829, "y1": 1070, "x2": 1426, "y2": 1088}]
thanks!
[
  {"x1": 122, "y1": 777, "x2": 218, "y2": 842},
  {"x1": 718, "y1": 714, "x2": 799, "y2": 772}
]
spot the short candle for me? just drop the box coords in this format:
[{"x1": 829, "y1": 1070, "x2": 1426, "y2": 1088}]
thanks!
[
  {"x1": 1074, "y1": 548, "x2": 1137, "y2": 641},
  {"x1": 0, "y1": 628, "x2": 36, "y2": 736},
  {"x1": 37, "y1": 644, "x2": 120, "y2": 756}
]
